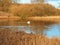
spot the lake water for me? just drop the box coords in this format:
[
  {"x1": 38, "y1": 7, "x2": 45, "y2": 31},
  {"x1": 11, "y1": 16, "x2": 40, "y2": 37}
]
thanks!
[{"x1": 0, "y1": 19, "x2": 60, "y2": 38}]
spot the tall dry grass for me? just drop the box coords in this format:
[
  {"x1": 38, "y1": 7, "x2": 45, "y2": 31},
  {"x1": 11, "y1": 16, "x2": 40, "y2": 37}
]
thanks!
[{"x1": 0, "y1": 29, "x2": 60, "y2": 45}]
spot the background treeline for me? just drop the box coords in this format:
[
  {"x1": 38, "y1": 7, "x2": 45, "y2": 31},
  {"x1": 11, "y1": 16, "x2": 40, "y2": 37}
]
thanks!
[
  {"x1": 0, "y1": 0, "x2": 60, "y2": 17},
  {"x1": 10, "y1": 4, "x2": 60, "y2": 17},
  {"x1": 0, "y1": 0, "x2": 11, "y2": 12},
  {"x1": 0, "y1": 30, "x2": 60, "y2": 45}
]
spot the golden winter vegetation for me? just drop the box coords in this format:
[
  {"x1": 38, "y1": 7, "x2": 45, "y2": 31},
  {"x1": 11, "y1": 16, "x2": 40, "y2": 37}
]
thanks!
[
  {"x1": 0, "y1": 0, "x2": 60, "y2": 45},
  {"x1": 0, "y1": 30, "x2": 60, "y2": 45}
]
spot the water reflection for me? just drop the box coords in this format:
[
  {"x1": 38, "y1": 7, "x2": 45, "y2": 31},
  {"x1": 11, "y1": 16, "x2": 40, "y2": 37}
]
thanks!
[
  {"x1": 0, "y1": 19, "x2": 60, "y2": 38},
  {"x1": 46, "y1": 23, "x2": 60, "y2": 38}
]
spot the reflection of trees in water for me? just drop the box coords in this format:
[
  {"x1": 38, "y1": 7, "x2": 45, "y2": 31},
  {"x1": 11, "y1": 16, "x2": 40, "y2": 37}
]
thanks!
[
  {"x1": 0, "y1": 19, "x2": 58, "y2": 36},
  {"x1": 0, "y1": 19, "x2": 20, "y2": 26},
  {"x1": 30, "y1": 21, "x2": 57, "y2": 35},
  {"x1": 0, "y1": 20, "x2": 9, "y2": 26}
]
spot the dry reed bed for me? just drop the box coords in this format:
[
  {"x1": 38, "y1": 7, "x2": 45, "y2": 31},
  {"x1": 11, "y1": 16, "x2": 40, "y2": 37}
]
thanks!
[{"x1": 0, "y1": 30, "x2": 60, "y2": 45}]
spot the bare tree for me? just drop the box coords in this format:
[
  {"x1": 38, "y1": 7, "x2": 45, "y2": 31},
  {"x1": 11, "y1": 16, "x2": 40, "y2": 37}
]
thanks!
[{"x1": 31, "y1": 0, "x2": 44, "y2": 3}]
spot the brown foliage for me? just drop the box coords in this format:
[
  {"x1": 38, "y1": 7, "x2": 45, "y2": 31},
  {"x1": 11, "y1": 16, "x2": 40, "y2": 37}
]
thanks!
[
  {"x1": 0, "y1": 0, "x2": 11, "y2": 12},
  {"x1": 0, "y1": 30, "x2": 60, "y2": 45},
  {"x1": 10, "y1": 4, "x2": 60, "y2": 17}
]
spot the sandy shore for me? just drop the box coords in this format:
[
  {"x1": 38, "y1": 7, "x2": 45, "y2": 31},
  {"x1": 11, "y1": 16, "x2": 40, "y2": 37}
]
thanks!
[
  {"x1": 0, "y1": 16, "x2": 60, "y2": 22},
  {"x1": 28, "y1": 16, "x2": 60, "y2": 22}
]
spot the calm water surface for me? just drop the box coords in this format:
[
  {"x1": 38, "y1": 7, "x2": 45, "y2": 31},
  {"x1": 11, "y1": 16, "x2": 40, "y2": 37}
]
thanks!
[{"x1": 0, "y1": 19, "x2": 60, "y2": 38}]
